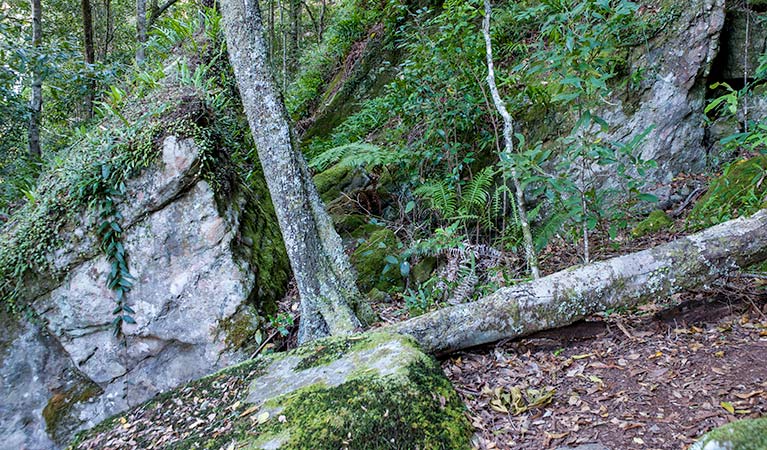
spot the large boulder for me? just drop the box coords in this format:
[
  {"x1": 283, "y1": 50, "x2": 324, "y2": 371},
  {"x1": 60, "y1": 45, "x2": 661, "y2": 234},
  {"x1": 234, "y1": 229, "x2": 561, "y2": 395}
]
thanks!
[
  {"x1": 690, "y1": 417, "x2": 767, "y2": 450},
  {"x1": 595, "y1": 0, "x2": 726, "y2": 196},
  {"x1": 0, "y1": 106, "x2": 290, "y2": 448},
  {"x1": 67, "y1": 332, "x2": 473, "y2": 449}
]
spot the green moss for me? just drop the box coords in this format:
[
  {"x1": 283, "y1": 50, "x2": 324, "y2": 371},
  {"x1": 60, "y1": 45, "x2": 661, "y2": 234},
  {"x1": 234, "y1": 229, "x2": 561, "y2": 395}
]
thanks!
[
  {"x1": 232, "y1": 174, "x2": 290, "y2": 306},
  {"x1": 69, "y1": 333, "x2": 472, "y2": 450},
  {"x1": 252, "y1": 359, "x2": 471, "y2": 449},
  {"x1": 328, "y1": 212, "x2": 368, "y2": 235},
  {"x1": 693, "y1": 418, "x2": 767, "y2": 450},
  {"x1": 221, "y1": 307, "x2": 262, "y2": 350},
  {"x1": 631, "y1": 209, "x2": 673, "y2": 237},
  {"x1": 412, "y1": 257, "x2": 437, "y2": 284},
  {"x1": 688, "y1": 156, "x2": 767, "y2": 229},
  {"x1": 312, "y1": 163, "x2": 356, "y2": 203},
  {"x1": 43, "y1": 380, "x2": 103, "y2": 443},
  {"x1": 351, "y1": 228, "x2": 403, "y2": 293}
]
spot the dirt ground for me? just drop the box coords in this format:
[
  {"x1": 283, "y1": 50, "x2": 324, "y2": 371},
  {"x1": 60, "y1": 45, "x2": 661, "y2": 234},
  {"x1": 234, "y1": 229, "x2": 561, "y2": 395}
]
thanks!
[{"x1": 442, "y1": 283, "x2": 767, "y2": 450}]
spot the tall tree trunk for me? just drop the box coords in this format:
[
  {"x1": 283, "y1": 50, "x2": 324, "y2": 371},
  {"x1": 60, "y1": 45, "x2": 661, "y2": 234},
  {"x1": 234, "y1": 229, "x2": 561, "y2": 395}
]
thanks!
[
  {"x1": 269, "y1": 0, "x2": 275, "y2": 63},
  {"x1": 318, "y1": 0, "x2": 325, "y2": 42},
  {"x1": 148, "y1": 0, "x2": 180, "y2": 26},
  {"x1": 28, "y1": 0, "x2": 42, "y2": 158},
  {"x1": 136, "y1": 0, "x2": 147, "y2": 64},
  {"x1": 100, "y1": 0, "x2": 113, "y2": 60},
  {"x1": 279, "y1": 0, "x2": 287, "y2": 91},
  {"x1": 289, "y1": 0, "x2": 300, "y2": 71},
  {"x1": 482, "y1": 0, "x2": 539, "y2": 279},
  {"x1": 81, "y1": 0, "x2": 95, "y2": 119},
  {"x1": 394, "y1": 209, "x2": 767, "y2": 355},
  {"x1": 219, "y1": 0, "x2": 362, "y2": 343}
]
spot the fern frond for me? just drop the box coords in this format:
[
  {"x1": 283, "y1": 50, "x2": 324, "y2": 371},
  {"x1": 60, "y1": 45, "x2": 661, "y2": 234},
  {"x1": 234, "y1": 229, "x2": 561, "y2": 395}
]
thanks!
[
  {"x1": 414, "y1": 180, "x2": 458, "y2": 218},
  {"x1": 338, "y1": 144, "x2": 399, "y2": 168},
  {"x1": 309, "y1": 142, "x2": 386, "y2": 171},
  {"x1": 461, "y1": 167, "x2": 495, "y2": 212}
]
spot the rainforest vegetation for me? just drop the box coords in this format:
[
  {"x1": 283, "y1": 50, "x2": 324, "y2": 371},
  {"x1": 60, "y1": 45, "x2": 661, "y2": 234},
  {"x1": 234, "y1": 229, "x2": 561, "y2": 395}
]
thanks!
[{"x1": 1, "y1": 0, "x2": 766, "y2": 448}]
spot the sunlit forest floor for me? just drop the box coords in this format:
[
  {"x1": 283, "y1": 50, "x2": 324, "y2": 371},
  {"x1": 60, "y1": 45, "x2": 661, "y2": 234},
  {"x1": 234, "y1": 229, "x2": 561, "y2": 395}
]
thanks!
[{"x1": 445, "y1": 278, "x2": 767, "y2": 450}]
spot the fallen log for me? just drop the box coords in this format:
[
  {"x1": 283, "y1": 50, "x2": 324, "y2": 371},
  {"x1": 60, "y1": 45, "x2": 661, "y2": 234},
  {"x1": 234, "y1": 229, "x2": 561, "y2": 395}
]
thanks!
[{"x1": 394, "y1": 209, "x2": 767, "y2": 355}]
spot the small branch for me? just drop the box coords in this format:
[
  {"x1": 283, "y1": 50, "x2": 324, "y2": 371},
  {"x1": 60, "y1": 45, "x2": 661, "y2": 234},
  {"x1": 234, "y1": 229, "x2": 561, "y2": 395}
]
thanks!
[{"x1": 148, "y1": 0, "x2": 180, "y2": 26}]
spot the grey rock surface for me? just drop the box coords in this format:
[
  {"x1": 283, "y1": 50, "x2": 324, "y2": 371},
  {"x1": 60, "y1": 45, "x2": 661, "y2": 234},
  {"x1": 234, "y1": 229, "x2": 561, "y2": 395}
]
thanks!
[
  {"x1": 594, "y1": 0, "x2": 726, "y2": 198},
  {"x1": 0, "y1": 137, "x2": 274, "y2": 449}
]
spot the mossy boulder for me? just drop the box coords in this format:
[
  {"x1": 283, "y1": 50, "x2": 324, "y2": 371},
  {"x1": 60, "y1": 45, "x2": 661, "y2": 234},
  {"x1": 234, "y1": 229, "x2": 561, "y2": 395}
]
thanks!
[
  {"x1": 631, "y1": 210, "x2": 673, "y2": 237},
  {"x1": 412, "y1": 256, "x2": 438, "y2": 285},
  {"x1": 690, "y1": 417, "x2": 767, "y2": 450},
  {"x1": 688, "y1": 156, "x2": 767, "y2": 229},
  {"x1": 68, "y1": 332, "x2": 473, "y2": 450},
  {"x1": 351, "y1": 227, "x2": 404, "y2": 293},
  {"x1": 312, "y1": 163, "x2": 368, "y2": 203}
]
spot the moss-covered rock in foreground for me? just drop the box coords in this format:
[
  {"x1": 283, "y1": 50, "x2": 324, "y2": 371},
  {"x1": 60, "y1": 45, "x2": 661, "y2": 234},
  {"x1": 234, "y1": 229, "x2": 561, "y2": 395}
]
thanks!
[
  {"x1": 690, "y1": 417, "x2": 767, "y2": 450},
  {"x1": 68, "y1": 332, "x2": 472, "y2": 450}
]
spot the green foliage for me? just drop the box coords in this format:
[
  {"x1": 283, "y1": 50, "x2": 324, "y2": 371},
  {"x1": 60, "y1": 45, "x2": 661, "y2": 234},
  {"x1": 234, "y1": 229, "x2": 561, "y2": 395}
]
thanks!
[
  {"x1": 309, "y1": 142, "x2": 397, "y2": 171},
  {"x1": 688, "y1": 156, "x2": 767, "y2": 229},
  {"x1": 304, "y1": 0, "x2": 660, "y2": 264},
  {"x1": 631, "y1": 209, "x2": 673, "y2": 237},
  {"x1": 693, "y1": 51, "x2": 767, "y2": 229},
  {"x1": 268, "y1": 313, "x2": 295, "y2": 337},
  {"x1": 75, "y1": 161, "x2": 137, "y2": 335},
  {"x1": 286, "y1": 0, "x2": 407, "y2": 118}
]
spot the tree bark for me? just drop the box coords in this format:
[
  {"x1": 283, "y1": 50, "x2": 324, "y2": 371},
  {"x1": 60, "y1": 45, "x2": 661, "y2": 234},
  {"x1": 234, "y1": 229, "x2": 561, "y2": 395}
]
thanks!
[
  {"x1": 136, "y1": 0, "x2": 147, "y2": 64},
  {"x1": 100, "y1": 0, "x2": 114, "y2": 61},
  {"x1": 482, "y1": 0, "x2": 539, "y2": 279},
  {"x1": 28, "y1": 0, "x2": 42, "y2": 158},
  {"x1": 148, "y1": 0, "x2": 180, "y2": 26},
  {"x1": 81, "y1": 0, "x2": 95, "y2": 119},
  {"x1": 289, "y1": 0, "x2": 300, "y2": 71},
  {"x1": 394, "y1": 209, "x2": 767, "y2": 355},
  {"x1": 219, "y1": 0, "x2": 362, "y2": 343}
]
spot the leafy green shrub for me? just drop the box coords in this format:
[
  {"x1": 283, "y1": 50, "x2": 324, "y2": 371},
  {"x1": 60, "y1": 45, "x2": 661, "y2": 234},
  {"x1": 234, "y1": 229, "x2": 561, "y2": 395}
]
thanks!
[{"x1": 688, "y1": 156, "x2": 767, "y2": 229}]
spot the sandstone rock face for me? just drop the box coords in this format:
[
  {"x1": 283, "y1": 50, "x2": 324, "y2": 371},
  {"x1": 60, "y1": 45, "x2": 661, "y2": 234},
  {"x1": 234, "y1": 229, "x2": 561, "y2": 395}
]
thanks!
[
  {"x1": 0, "y1": 136, "x2": 285, "y2": 449},
  {"x1": 596, "y1": 0, "x2": 726, "y2": 198}
]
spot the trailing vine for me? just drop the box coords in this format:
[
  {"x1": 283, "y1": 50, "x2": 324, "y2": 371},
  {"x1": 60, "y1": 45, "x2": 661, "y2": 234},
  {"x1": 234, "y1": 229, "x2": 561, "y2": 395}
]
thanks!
[{"x1": 77, "y1": 161, "x2": 136, "y2": 336}]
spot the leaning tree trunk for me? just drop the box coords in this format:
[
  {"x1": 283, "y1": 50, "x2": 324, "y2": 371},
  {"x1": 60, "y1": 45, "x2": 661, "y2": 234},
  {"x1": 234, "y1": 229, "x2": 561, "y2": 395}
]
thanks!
[
  {"x1": 219, "y1": 0, "x2": 362, "y2": 343},
  {"x1": 395, "y1": 209, "x2": 767, "y2": 355},
  {"x1": 28, "y1": 0, "x2": 42, "y2": 158}
]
